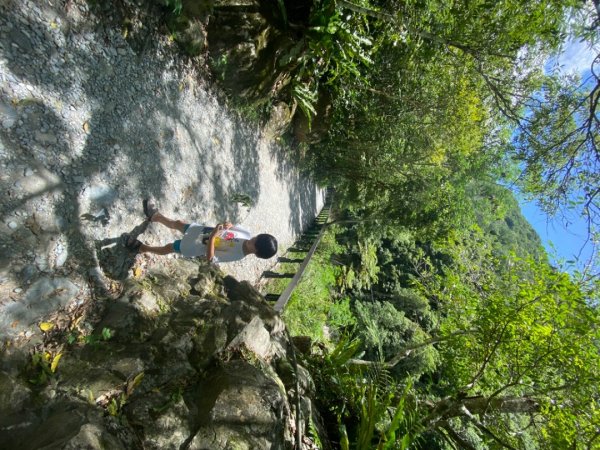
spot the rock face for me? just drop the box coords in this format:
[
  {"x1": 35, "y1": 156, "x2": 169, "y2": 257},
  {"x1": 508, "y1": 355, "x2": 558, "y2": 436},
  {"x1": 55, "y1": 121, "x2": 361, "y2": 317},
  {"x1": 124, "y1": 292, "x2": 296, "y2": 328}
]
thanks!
[{"x1": 0, "y1": 260, "x2": 317, "y2": 449}]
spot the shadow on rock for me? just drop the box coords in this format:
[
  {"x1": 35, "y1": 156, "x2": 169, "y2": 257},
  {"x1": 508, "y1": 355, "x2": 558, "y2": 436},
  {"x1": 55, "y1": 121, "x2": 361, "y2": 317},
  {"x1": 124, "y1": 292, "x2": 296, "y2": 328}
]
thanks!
[{"x1": 96, "y1": 220, "x2": 149, "y2": 281}]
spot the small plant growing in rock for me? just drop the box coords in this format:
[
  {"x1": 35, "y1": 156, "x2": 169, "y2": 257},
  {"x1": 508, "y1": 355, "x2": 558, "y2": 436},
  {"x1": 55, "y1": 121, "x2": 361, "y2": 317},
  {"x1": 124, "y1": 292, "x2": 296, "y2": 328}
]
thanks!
[
  {"x1": 164, "y1": 0, "x2": 183, "y2": 15},
  {"x1": 152, "y1": 386, "x2": 184, "y2": 415},
  {"x1": 107, "y1": 395, "x2": 125, "y2": 417},
  {"x1": 26, "y1": 351, "x2": 62, "y2": 385},
  {"x1": 67, "y1": 327, "x2": 114, "y2": 347},
  {"x1": 98, "y1": 371, "x2": 144, "y2": 419}
]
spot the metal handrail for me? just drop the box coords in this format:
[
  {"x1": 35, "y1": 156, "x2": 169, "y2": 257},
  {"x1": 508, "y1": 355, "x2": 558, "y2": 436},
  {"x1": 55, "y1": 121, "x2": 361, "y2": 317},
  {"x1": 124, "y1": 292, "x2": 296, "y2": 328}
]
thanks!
[{"x1": 272, "y1": 191, "x2": 332, "y2": 312}]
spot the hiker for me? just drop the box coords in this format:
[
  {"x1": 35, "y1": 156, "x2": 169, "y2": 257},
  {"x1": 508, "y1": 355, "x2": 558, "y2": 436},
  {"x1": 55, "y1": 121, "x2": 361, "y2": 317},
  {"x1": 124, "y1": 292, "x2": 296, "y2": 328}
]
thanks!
[{"x1": 125, "y1": 200, "x2": 277, "y2": 263}]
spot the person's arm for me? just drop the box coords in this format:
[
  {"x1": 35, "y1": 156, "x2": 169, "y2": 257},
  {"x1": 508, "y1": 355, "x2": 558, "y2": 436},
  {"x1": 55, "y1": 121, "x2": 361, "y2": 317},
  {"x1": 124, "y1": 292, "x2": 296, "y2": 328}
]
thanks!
[{"x1": 205, "y1": 222, "x2": 233, "y2": 262}]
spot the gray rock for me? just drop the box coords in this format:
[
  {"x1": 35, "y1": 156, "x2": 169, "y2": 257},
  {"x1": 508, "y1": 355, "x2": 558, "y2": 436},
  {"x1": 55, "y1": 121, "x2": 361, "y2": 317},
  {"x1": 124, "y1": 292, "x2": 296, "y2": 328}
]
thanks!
[
  {"x1": 0, "y1": 371, "x2": 31, "y2": 417},
  {"x1": 20, "y1": 264, "x2": 38, "y2": 283},
  {"x1": 34, "y1": 131, "x2": 58, "y2": 145},
  {"x1": 0, "y1": 103, "x2": 17, "y2": 129},
  {"x1": 54, "y1": 244, "x2": 68, "y2": 267},
  {"x1": 87, "y1": 184, "x2": 117, "y2": 207},
  {"x1": 189, "y1": 360, "x2": 288, "y2": 450},
  {"x1": 0, "y1": 264, "x2": 319, "y2": 449},
  {"x1": 7, "y1": 28, "x2": 33, "y2": 52},
  {"x1": 62, "y1": 423, "x2": 126, "y2": 450},
  {"x1": 34, "y1": 254, "x2": 49, "y2": 271},
  {"x1": 18, "y1": 168, "x2": 61, "y2": 194},
  {"x1": 0, "y1": 277, "x2": 79, "y2": 338},
  {"x1": 226, "y1": 316, "x2": 273, "y2": 361}
]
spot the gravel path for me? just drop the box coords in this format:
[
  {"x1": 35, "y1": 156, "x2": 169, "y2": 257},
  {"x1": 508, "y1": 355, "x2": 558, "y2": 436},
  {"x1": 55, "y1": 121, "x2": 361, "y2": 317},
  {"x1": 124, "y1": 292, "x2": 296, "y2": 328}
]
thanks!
[{"x1": 0, "y1": 0, "x2": 325, "y2": 340}]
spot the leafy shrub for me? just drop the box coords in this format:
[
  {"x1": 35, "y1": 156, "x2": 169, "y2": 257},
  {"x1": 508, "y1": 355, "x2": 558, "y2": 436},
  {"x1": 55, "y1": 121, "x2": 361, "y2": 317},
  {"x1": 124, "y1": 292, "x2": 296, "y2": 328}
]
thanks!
[
  {"x1": 327, "y1": 296, "x2": 356, "y2": 336},
  {"x1": 307, "y1": 334, "x2": 420, "y2": 450},
  {"x1": 389, "y1": 288, "x2": 438, "y2": 331},
  {"x1": 354, "y1": 300, "x2": 439, "y2": 378}
]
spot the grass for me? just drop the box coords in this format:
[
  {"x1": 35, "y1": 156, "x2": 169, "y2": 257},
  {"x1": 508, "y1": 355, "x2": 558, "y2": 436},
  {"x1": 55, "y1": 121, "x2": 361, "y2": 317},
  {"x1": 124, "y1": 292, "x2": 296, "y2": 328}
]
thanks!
[
  {"x1": 265, "y1": 227, "x2": 355, "y2": 342},
  {"x1": 282, "y1": 255, "x2": 337, "y2": 340}
]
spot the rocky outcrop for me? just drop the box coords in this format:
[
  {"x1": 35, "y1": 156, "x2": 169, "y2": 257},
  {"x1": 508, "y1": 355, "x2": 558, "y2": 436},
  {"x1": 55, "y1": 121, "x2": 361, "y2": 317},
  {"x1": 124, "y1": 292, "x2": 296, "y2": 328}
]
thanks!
[{"x1": 0, "y1": 260, "x2": 319, "y2": 449}]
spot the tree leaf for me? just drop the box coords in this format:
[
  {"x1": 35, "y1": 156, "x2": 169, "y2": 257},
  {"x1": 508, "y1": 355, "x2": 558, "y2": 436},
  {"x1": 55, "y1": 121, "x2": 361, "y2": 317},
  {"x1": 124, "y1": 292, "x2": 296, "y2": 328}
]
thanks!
[
  {"x1": 127, "y1": 372, "x2": 145, "y2": 396},
  {"x1": 40, "y1": 322, "x2": 54, "y2": 332},
  {"x1": 102, "y1": 327, "x2": 113, "y2": 340},
  {"x1": 51, "y1": 353, "x2": 62, "y2": 373}
]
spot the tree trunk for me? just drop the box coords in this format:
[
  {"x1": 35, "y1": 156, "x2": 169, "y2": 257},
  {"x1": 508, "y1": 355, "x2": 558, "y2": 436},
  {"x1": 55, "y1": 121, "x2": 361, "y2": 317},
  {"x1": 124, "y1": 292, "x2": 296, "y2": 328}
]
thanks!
[
  {"x1": 348, "y1": 329, "x2": 477, "y2": 368},
  {"x1": 461, "y1": 396, "x2": 540, "y2": 415},
  {"x1": 425, "y1": 395, "x2": 541, "y2": 429}
]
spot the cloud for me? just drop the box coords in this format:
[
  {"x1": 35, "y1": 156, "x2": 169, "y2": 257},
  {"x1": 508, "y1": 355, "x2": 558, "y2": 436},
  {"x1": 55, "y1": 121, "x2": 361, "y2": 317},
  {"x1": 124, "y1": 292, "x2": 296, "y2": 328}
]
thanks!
[{"x1": 553, "y1": 39, "x2": 598, "y2": 75}]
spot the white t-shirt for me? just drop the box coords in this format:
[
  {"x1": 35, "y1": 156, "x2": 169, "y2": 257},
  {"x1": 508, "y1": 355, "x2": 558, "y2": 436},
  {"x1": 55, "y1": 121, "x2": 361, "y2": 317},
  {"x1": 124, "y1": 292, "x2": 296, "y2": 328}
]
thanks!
[{"x1": 179, "y1": 224, "x2": 251, "y2": 262}]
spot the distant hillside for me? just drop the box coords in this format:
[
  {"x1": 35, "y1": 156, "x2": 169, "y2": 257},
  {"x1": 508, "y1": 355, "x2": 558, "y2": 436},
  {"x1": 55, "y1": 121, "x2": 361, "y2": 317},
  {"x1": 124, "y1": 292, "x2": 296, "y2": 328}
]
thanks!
[{"x1": 469, "y1": 182, "x2": 545, "y2": 260}]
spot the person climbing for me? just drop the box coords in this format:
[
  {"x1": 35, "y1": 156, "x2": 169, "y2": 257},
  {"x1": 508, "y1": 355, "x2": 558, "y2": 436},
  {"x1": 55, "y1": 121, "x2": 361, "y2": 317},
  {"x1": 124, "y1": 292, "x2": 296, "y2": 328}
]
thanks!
[{"x1": 125, "y1": 200, "x2": 277, "y2": 263}]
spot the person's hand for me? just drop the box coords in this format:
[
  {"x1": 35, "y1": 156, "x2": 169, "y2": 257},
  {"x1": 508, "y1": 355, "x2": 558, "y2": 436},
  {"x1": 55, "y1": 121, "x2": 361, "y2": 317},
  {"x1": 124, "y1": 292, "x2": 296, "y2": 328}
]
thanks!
[{"x1": 211, "y1": 222, "x2": 232, "y2": 237}]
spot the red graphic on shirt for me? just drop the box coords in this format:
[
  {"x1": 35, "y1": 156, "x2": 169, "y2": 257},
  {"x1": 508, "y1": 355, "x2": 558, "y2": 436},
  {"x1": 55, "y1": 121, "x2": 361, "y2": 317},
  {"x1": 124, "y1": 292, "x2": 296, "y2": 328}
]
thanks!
[{"x1": 222, "y1": 231, "x2": 235, "y2": 241}]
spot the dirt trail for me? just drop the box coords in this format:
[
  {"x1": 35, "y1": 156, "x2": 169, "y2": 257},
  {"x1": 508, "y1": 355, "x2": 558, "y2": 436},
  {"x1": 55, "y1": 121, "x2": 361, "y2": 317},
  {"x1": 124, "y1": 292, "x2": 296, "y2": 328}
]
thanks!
[{"x1": 0, "y1": 0, "x2": 325, "y2": 341}]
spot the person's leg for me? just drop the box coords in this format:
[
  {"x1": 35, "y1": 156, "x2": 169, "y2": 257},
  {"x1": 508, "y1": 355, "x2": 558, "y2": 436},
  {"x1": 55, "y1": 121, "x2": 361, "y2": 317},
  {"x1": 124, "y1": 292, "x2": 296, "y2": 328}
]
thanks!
[
  {"x1": 139, "y1": 242, "x2": 175, "y2": 255},
  {"x1": 150, "y1": 212, "x2": 188, "y2": 233}
]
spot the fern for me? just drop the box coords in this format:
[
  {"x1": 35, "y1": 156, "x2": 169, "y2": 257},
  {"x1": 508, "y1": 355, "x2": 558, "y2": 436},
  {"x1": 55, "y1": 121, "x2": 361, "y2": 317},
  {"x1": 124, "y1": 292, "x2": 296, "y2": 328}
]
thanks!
[
  {"x1": 164, "y1": 0, "x2": 182, "y2": 15},
  {"x1": 292, "y1": 83, "x2": 318, "y2": 127}
]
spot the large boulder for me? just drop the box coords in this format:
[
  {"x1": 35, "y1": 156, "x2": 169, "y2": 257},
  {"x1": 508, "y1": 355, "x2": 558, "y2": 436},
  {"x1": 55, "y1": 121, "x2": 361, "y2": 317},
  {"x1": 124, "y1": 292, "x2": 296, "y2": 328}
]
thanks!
[{"x1": 0, "y1": 261, "x2": 320, "y2": 449}]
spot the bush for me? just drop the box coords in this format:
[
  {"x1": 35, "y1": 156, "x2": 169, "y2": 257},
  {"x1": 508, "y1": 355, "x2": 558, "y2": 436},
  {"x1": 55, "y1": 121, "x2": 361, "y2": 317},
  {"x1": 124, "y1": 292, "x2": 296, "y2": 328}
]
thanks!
[
  {"x1": 389, "y1": 288, "x2": 438, "y2": 332},
  {"x1": 354, "y1": 300, "x2": 439, "y2": 378},
  {"x1": 327, "y1": 296, "x2": 356, "y2": 337}
]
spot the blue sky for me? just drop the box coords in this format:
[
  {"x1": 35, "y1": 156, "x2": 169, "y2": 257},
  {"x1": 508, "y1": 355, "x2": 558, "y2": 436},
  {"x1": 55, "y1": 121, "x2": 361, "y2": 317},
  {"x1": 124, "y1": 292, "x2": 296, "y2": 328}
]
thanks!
[
  {"x1": 518, "y1": 38, "x2": 597, "y2": 270},
  {"x1": 520, "y1": 198, "x2": 593, "y2": 267}
]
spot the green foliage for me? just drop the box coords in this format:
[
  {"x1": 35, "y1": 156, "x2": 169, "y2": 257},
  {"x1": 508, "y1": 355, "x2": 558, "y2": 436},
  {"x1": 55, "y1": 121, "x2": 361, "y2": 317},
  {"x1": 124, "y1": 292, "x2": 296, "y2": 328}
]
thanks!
[
  {"x1": 106, "y1": 392, "x2": 129, "y2": 417},
  {"x1": 327, "y1": 296, "x2": 357, "y2": 333},
  {"x1": 101, "y1": 327, "x2": 113, "y2": 340},
  {"x1": 420, "y1": 250, "x2": 600, "y2": 447},
  {"x1": 67, "y1": 327, "x2": 114, "y2": 348},
  {"x1": 354, "y1": 300, "x2": 411, "y2": 359},
  {"x1": 282, "y1": 257, "x2": 336, "y2": 340},
  {"x1": 281, "y1": 228, "x2": 350, "y2": 341},
  {"x1": 469, "y1": 181, "x2": 546, "y2": 260},
  {"x1": 338, "y1": 240, "x2": 380, "y2": 292},
  {"x1": 26, "y1": 351, "x2": 61, "y2": 385},
  {"x1": 304, "y1": 1, "x2": 374, "y2": 81},
  {"x1": 307, "y1": 334, "x2": 420, "y2": 449},
  {"x1": 291, "y1": 82, "x2": 317, "y2": 127},
  {"x1": 272, "y1": 0, "x2": 376, "y2": 121},
  {"x1": 163, "y1": 0, "x2": 182, "y2": 15},
  {"x1": 229, "y1": 192, "x2": 255, "y2": 208},
  {"x1": 354, "y1": 300, "x2": 439, "y2": 378},
  {"x1": 388, "y1": 288, "x2": 437, "y2": 332},
  {"x1": 296, "y1": 197, "x2": 598, "y2": 447},
  {"x1": 311, "y1": 49, "x2": 493, "y2": 237}
]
